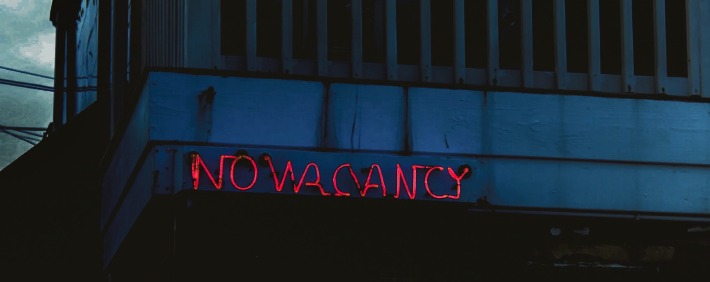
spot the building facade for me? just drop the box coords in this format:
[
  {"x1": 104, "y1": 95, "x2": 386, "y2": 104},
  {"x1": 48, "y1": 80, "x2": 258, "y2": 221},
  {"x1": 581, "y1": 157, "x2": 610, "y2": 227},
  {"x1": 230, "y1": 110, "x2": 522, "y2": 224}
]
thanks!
[{"x1": 6, "y1": 0, "x2": 710, "y2": 280}]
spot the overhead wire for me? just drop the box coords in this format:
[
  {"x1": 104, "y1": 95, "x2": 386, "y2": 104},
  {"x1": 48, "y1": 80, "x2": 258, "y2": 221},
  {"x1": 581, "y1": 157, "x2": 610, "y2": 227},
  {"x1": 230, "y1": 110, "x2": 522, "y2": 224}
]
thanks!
[
  {"x1": 0, "y1": 127, "x2": 40, "y2": 146},
  {"x1": 0, "y1": 66, "x2": 53, "y2": 146},
  {"x1": 12, "y1": 130, "x2": 43, "y2": 138},
  {"x1": 0, "y1": 77, "x2": 54, "y2": 92},
  {"x1": 0, "y1": 125, "x2": 47, "y2": 146},
  {"x1": 0, "y1": 125, "x2": 46, "y2": 131},
  {"x1": 0, "y1": 65, "x2": 54, "y2": 80}
]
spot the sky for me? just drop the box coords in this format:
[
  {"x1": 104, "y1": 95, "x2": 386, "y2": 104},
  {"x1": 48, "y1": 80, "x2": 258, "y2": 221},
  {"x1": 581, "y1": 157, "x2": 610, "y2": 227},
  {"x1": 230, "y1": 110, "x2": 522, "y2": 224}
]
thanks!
[{"x1": 0, "y1": 0, "x2": 54, "y2": 170}]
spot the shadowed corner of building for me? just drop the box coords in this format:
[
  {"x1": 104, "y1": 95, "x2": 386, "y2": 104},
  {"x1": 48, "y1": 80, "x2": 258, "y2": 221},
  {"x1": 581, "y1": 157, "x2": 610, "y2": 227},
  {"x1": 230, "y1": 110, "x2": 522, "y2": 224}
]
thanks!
[{"x1": 0, "y1": 103, "x2": 106, "y2": 280}]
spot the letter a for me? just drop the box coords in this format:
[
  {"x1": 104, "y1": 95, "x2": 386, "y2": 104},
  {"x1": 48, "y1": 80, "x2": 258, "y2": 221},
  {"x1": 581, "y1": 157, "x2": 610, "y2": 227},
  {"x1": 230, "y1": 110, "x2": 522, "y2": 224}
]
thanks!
[{"x1": 361, "y1": 164, "x2": 387, "y2": 197}]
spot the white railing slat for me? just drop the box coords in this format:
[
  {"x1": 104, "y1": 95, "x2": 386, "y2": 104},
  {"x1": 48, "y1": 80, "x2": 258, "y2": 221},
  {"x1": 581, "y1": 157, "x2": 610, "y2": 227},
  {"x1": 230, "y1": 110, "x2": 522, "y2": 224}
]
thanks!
[
  {"x1": 686, "y1": 0, "x2": 701, "y2": 96},
  {"x1": 454, "y1": 0, "x2": 465, "y2": 84},
  {"x1": 621, "y1": 0, "x2": 634, "y2": 93},
  {"x1": 554, "y1": 0, "x2": 567, "y2": 89},
  {"x1": 246, "y1": 0, "x2": 256, "y2": 71},
  {"x1": 521, "y1": 0, "x2": 534, "y2": 88},
  {"x1": 654, "y1": 0, "x2": 667, "y2": 93},
  {"x1": 317, "y1": 0, "x2": 328, "y2": 76},
  {"x1": 352, "y1": 0, "x2": 363, "y2": 78},
  {"x1": 487, "y1": 0, "x2": 499, "y2": 85},
  {"x1": 282, "y1": 0, "x2": 293, "y2": 74},
  {"x1": 386, "y1": 0, "x2": 397, "y2": 80},
  {"x1": 588, "y1": 0, "x2": 601, "y2": 92},
  {"x1": 420, "y1": 0, "x2": 431, "y2": 82}
]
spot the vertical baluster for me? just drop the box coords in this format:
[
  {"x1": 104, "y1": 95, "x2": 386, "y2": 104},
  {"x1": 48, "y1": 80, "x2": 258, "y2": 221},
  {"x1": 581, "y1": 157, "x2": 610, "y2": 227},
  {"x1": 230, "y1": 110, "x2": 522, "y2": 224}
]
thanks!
[
  {"x1": 554, "y1": 0, "x2": 567, "y2": 89},
  {"x1": 454, "y1": 0, "x2": 465, "y2": 84},
  {"x1": 487, "y1": 0, "x2": 499, "y2": 85},
  {"x1": 654, "y1": 0, "x2": 667, "y2": 93},
  {"x1": 686, "y1": 0, "x2": 701, "y2": 95},
  {"x1": 386, "y1": 0, "x2": 397, "y2": 80},
  {"x1": 317, "y1": 0, "x2": 328, "y2": 76},
  {"x1": 282, "y1": 0, "x2": 293, "y2": 74},
  {"x1": 420, "y1": 0, "x2": 431, "y2": 82},
  {"x1": 621, "y1": 0, "x2": 634, "y2": 93},
  {"x1": 352, "y1": 0, "x2": 363, "y2": 78},
  {"x1": 588, "y1": 0, "x2": 601, "y2": 92},
  {"x1": 701, "y1": 0, "x2": 710, "y2": 97},
  {"x1": 521, "y1": 0, "x2": 533, "y2": 88},
  {"x1": 246, "y1": 0, "x2": 256, "y2": 71}
]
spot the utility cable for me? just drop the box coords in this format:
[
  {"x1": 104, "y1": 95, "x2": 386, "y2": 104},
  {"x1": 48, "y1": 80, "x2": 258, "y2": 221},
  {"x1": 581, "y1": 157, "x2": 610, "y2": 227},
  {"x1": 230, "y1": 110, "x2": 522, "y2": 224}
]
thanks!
[
  {"x1": 13, "y1": 130, "x2": 43, "y2": 138},
  {"x1": 0, "y1": 65, "x2": 53, "y2": 80},
  {"x1": 0, "y1": 124, "x2": 47, "y2": 145},
  {"x1": 0, "y1": 125, "x2": 47, "y2": 131},
  {"x1": 0, "y1": 77, "x2": 54, "y2": 92},
  {"x1": 0, "y1": 127, "x2": 39, "y2": 145}
]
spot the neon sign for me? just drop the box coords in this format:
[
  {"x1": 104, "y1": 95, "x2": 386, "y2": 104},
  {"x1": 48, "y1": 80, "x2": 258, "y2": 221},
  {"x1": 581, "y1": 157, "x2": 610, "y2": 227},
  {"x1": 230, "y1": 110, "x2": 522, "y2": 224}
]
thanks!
[{"x1": 190, "y1": 152, "x2": 472, "y2": 200}]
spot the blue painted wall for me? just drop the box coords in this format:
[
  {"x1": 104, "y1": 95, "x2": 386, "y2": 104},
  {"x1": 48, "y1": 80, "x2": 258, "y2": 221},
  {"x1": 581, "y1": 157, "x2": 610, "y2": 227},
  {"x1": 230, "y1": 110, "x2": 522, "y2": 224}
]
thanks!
[
  {"x1": 101, "y1": 71, "x2": 710, "y2": 268},
  {"x1": 103, "y1": 71, "x2": 710, "y2": 221}
]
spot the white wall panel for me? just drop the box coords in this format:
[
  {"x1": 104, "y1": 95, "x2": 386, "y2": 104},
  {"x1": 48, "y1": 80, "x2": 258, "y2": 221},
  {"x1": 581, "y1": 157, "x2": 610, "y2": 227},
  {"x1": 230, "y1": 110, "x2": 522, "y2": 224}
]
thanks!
[
  {"x1": 148, "y1": 73, "x2": 324, "y2": 148},
  {"x1": 327, "y1": 84, "x2": 405, "y2": 151},
  {"x1": 409, "y1": 87, "x2": 484, "y2": 154},
  {"x1": 488, "y1": 158, "x2": 710, "y2": 214},
  {"x1": 487, "y1": 92, "x2": 710, "y2": 164}
]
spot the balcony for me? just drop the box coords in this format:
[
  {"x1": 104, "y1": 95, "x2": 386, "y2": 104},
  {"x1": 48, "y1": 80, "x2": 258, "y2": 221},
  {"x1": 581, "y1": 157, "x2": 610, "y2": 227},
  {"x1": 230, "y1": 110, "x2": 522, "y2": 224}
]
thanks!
[{"x1": 141, "y1": 0, "x2": 710, "y2": 97}]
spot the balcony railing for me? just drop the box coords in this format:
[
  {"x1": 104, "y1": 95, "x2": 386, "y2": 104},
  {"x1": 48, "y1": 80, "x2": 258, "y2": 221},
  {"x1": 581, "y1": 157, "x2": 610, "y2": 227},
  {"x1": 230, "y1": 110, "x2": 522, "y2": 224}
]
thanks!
[{"x1": 144, "y1": 0, "x2": 710, "y2": 97}]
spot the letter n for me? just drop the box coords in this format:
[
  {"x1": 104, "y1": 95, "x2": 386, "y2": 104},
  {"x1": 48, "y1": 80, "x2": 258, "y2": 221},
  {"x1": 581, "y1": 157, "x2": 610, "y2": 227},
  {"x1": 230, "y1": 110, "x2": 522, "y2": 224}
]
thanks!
[
  {"x1": 394, "y1": 164, "x2": 416, "y2": 199},
  {"x1": 191, "y1": 154, "x2": 234, "y2": 190}
]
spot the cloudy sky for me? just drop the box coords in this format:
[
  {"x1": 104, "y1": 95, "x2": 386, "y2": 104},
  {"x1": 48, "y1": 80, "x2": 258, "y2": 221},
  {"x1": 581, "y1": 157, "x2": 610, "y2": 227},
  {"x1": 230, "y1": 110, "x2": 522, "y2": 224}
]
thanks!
[{"x1": 0, "y1": 0, "x2": 54, "y2": 170}]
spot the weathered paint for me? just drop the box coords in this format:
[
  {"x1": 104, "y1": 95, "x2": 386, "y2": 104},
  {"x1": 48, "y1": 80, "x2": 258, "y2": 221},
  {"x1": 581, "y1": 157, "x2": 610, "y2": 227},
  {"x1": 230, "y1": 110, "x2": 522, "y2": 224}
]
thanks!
[
  {"x1": 148, "y1": 73, "x2": 324, "y2": 147},
  {"x1": 327, "y1": 84, "x2": 405, "y2": 151},
  {"x1": 409, "y1": 87, "x2": 483, "y2": 154},
  {"x1": 140, "y1": 71, "x2": 710, "y2": 165}
]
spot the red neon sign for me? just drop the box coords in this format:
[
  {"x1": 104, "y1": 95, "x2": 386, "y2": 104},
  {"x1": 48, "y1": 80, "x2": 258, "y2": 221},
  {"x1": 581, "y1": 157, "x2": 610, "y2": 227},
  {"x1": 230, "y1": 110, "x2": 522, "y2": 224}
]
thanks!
[
  {"x1": 294, "y1": 162, "x2": 331, "y2": 196},
  {"x1": 332, "y1": 164, "x2": 356, "y2": 197},
  {"x1": 190, "y1": 152, "x2": 472, "y2": 201},
  {"x1": 362, "y1": 164, "x2": 386, "y2": 197},
  {"x1": 394, "y1": 164, "x2": 415, "y2": 200},
  {"x1": 191, "y1": 154, "x2": 258, "y2": 191},
  {"x1": 230, "y1": 155, "x2": 257, "y2": 190}
]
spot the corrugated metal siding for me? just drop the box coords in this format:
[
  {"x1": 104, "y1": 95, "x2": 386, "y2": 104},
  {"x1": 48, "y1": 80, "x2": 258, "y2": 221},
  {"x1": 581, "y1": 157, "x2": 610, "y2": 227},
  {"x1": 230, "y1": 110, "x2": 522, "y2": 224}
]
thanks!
[{"x1": 142, "y1": 0, "x2": 184, "y2": 69}]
